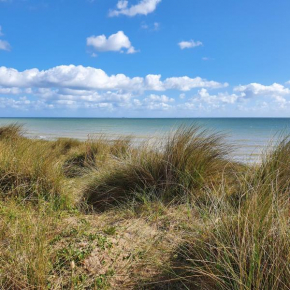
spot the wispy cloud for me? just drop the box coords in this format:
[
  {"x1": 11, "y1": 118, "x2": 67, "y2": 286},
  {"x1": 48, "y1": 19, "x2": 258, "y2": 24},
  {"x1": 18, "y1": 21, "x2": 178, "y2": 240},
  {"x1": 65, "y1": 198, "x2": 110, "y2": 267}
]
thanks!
[
  {"x1": 109, "y1": 0, "x2": 161, "y2": 17},
  {"x1": 141, "y1": 21, "x2": 160, "y2": 31},
  {"x1": 0, "y1": 26, "x2": 11, "y2": 51},
  {"x1": 178, "y1": 40, "x2": 203, "y2": 50},
  {"x1": 0, "y1": 40, "x2": 10, "y2": 51}
]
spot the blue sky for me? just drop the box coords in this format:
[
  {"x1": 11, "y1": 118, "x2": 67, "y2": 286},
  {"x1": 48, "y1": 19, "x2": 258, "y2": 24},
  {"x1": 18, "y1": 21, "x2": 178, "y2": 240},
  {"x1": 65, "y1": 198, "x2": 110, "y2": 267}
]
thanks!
[{"x1": 0, "y1": 0, "x2": 290, "y2": 117}]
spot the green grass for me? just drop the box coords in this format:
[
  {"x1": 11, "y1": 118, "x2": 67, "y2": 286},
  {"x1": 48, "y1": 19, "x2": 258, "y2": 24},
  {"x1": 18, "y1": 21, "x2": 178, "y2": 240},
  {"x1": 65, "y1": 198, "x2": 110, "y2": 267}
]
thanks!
[{"x1": 0, "y1": 124, "x2": 290, "y2": 289}]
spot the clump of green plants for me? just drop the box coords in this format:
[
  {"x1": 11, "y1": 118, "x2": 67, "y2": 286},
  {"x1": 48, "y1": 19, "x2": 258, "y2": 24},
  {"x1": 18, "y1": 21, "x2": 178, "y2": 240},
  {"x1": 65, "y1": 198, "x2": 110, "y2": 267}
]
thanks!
[{"x1": 84, "y1": 126, "x2": 232, "y2": 210}]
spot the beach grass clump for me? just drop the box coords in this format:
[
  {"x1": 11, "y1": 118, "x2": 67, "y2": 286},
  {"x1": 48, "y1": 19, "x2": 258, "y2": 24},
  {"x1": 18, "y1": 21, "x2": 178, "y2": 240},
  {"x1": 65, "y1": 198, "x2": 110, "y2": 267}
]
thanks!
[
  {"x1": 51, "y1": 137, "x2": 82, "y2": 155},
  {"x1": 63, "y1": 152, "x2": 95, "y2": 178},
  {"x1": 0, "y1": 135, "x2": 66, "y2": 206},
  {"x1": 86, "y1": 135, "x2": 132, "y2": 159},
  {"x1": 0, "y1": 201, "x2": 58, "y2": 289},
  {"x1": 109, "y1": 136, "x2": 132, "y2": 157},
  {"x1": 1, "y1": 122, "x2": 290, "y2": 290},
  {"x1": 0, "y1": 124, "x2": 23, "y2": 140},
  {"x1": 256, "y1": 136, "x2": 290, "y2": 192},
  {"x1": 166, "y1": 173, "x2": 290, "y2": 290},
  {"x1": 231, "y1": 136, "x2": 290, "y2": 207},
  {"x1": 62, "y1": 136, "x2": 132, "y2": 178},
  {"x1": 84, "y1": 126, "x2": 231, "y2": 210}
]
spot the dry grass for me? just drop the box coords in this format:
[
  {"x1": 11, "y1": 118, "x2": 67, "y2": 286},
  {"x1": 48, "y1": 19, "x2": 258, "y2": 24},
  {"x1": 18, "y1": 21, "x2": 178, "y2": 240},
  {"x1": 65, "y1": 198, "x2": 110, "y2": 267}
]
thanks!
[
  {"x1": 84, "y1": 127, "x2": 233, "y2": 210},
  {"x1": 0, "y1": 124, "x2": 290, "y2": 290},
  {"x1": 0, "y1": 124, "x2": 23, "y2": 140}
]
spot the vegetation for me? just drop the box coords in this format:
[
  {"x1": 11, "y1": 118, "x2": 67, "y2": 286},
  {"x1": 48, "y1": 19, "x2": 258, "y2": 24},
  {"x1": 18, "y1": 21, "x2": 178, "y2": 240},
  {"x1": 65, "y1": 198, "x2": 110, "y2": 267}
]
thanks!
[{"x1": 0, "y1": 123, "x2": 290, "y2": 289}]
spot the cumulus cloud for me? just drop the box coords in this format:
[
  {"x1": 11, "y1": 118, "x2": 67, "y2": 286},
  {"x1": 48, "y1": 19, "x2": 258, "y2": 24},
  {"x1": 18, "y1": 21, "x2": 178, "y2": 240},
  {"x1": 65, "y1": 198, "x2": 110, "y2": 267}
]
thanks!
[
  {"x1": 164, "y1": 76, "x2": 228, "y2": 91},
  {"x1": 0, "y1": 65, "x2": 225, "y2": 93},
  {"x1": 0, "y1": 65, "x2": 229, "y2": 113},
  {"x1": 0, "y1": 87, "x2": 21, "y2": 94},
  {"x1": 234, "y1": 82, "x2": 290, "y2": 109},
  {"x1": 0, "y1": 65, "x2": 144, "y2": 91},
  {"x1": 234, "y1": 83, "x2": 290, "y2": 97},
  {"x1": 141, "y1": 94, "x2": 174, "y2": 110},
  {"x1": 179, "y1": 89, "x2": 241, "y2": 112},
  {"x1": 109, "y1": 0, "x2": 161, "y2": 17},
  {"x1": 144, "y1": 94, "x2": 174, "y2": 103},
  {"x1": 87, "y1": 31, "x2": 137, "y2": 54},
  {"x1": 178, "y1": 40, "x2": 203, "y2": 50},
  {"x1": 0, "y1": 96, "x2": 53, "y2": 111},
  {"x1": 193, "y1": 88, "x2": 240, "y2": 105}
]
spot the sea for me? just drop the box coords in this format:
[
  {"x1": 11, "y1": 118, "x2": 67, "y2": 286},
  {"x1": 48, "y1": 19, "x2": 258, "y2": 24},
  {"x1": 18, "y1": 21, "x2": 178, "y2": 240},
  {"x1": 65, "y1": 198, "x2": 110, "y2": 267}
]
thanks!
[{"x1": 1, "y1": 118, "x2": 290, "y2": 163}]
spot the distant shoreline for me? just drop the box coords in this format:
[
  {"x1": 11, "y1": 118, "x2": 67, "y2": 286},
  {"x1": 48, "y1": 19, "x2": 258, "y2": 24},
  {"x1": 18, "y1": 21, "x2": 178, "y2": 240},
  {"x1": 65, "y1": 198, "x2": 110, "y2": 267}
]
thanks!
[{"x1": 0, "y1": 117, "x2": 289, "y2": 163}]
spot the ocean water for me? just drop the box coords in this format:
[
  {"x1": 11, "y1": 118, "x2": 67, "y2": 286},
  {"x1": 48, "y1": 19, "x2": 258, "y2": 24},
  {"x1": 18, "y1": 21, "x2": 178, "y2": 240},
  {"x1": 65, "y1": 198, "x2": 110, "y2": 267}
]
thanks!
[{"x1": 1, "y1": 118, "x2": 290, "y2": 163}]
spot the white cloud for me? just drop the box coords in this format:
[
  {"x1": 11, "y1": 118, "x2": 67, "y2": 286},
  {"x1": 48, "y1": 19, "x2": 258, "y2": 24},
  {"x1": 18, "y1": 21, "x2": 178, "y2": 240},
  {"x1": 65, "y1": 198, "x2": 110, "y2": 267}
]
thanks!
[
  {"x1": 109, "y1": 0, "x2": 161, "y2": 17},
  {"x1": 234, "y1": 83, "x2": 290, "y2": 109},
  {"x1": 177, "y1": 89, "x2": 242, "y2": 112},
  {"x1": 0, "y1": 40, "x2": 11, "y2": 51},
  {"x1": 178, "y1": 40, "x2": 203, "y2": 50},
  {"x1": 0, "y1": 26, "x2": 11, "y2": 51},
  {"x1": 0, "y1": 96, "x2": 53, "y2": 111},
  {"x1": 234, "y1": 83, "x2": 290, "y2": 98},
  {"x1": 144, "y1": 74, "x2": 164, "y2": 90},
  {"x1": 141, "y1": 23, "x2": 149, "y2": 29},
  {"x1": 0, "y1": 65, "x2": 228, "y2": 112},
  {"x1": 154, "y1": 22, "x2": 160, "y2": 30},
  {"x1": 144, "y1": 94, "x2": 174, "y2": 103},
  {"x1": 141, "y1": 22, "x2": 160, "y2": 31},
  {"x1": 143, "y1": 94, "x2": 173, "y2": 111},
  {"x1": 87, "y1": 31, "x2": 137, "y2": 54},
  {"x1": 0, "y1": 65, "x2": 144, "y2": 91},
  {"x1": 164, "y1": 76, "x2": 228, "y2": 91},
  {"x1": 0, "y1": 65, "x2": 225, "y2": 94},
  {"x1": 193, "y1": 88, "x2": 240, "y2": 105},
  {"x1": 117, "y1": 0, "x2": 128, "y2": 9},
  {"x1": 0, "y1": 87, "x2": 21, "y2": 94}
]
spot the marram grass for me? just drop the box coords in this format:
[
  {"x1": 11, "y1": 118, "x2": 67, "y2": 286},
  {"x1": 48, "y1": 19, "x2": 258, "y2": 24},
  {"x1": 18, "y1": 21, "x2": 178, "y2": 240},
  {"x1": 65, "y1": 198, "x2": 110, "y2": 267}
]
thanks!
[{"x1": 0, "y1": 124, "x2": 289, "y2": 290}]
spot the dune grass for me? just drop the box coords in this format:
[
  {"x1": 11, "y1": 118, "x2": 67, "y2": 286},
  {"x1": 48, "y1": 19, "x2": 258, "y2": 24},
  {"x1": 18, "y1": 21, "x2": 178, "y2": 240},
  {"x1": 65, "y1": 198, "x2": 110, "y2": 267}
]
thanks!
[
  {"x1": 84, "y1": 127, "x2": 233, "y2": 210},
  {"x1": 0, "y1": 124, "x2": 290, "y2": 289}
]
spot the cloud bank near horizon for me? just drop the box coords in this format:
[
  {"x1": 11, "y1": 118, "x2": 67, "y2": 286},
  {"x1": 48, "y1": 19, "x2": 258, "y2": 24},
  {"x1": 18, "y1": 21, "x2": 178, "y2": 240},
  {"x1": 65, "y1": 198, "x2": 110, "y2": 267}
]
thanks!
[{"x1": 0, "y1": 65, "x2": 289, "y2": 116}]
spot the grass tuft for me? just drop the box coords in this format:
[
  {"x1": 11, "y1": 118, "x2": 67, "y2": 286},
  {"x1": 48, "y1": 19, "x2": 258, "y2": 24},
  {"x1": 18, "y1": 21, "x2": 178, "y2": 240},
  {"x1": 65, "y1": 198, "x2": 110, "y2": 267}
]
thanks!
[
  {"x1": 0, "y1": 124, "x2": 23, "y2": 140},
  {"x1": 84, "y1": 126, "x2": 231, "y2": 210}
]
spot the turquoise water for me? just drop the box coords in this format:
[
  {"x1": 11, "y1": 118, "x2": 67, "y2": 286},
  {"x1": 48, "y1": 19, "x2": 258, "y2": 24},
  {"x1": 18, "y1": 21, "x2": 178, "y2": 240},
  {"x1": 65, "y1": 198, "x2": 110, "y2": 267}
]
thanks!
[{"x1": 1, "y1": 118, "x2": 290, "y2": 162}]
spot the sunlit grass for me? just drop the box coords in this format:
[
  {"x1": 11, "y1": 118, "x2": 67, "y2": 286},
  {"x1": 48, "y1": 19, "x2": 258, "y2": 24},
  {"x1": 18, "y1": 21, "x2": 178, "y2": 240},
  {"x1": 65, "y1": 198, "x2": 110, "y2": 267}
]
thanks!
[{"x1": 0, "y1": 124, "x2": 289, "y2": 289}]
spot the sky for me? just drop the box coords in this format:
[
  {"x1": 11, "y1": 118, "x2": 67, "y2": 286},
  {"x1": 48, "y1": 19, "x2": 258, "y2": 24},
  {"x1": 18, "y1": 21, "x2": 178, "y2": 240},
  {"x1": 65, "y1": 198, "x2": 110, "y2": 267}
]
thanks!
[{"x1": 0, "y1": 0, "x2": 290, "y2": 117}]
